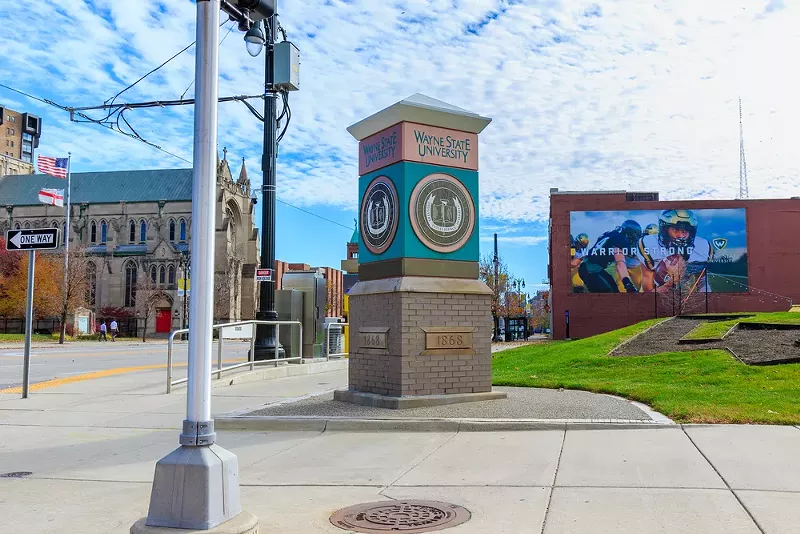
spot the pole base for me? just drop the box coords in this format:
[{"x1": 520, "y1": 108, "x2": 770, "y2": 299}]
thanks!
[
  {"x1": 131, "y1": 511, "x2": 258, "y2": 534},
  {"x1": 141, "y1": 444, "x2": 244, "y2": 530}
]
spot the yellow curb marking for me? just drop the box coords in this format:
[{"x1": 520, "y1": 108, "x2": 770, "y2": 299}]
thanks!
[{"x1": 0, "y1": 359, "x2": 246, "y2": 394}]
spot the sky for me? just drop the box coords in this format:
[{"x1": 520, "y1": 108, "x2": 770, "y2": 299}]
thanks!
[{"x1": 0, "y1": 0, "x2": 798, "y2": 293}]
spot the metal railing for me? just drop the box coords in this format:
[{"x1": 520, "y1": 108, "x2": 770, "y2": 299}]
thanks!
[
  {"x1": 324, "y1": 321, "x2": 349, "y2": 360},
  {"x1": 166, "y1": 319, "x2": 302, "y2": 393}
]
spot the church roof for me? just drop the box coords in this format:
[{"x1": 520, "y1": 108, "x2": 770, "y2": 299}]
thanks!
[
  {"x1": 0, "y1": 168, "x2": 193, "y2": 206},
  {"x1": 237, "y1": 158, "x2": 248, "y2": 184},
  {"x1": 349, "y1": 219, "x2": 359, "y2": 244}
]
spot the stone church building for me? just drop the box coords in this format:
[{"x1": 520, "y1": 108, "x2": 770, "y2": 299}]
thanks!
[{"x1": 0, "y1": 151, "x2": 260, "y2": 334}]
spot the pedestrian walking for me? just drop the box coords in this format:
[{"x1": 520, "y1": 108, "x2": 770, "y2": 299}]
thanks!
[
  {"x1": 98, "y1": 321, "x2": 108, "y2": 342},
  {"x1": 110, "y1": 319, "x2": 118, "y2": 342}
]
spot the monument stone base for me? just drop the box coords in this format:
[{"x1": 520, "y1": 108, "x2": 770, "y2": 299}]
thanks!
[{"x1": 345, "y1": 277, "x2": 505, "y2": 408}]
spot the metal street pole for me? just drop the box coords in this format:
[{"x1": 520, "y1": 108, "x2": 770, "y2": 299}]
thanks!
[
  {"x1": 22, "y1": 251, "x2": 35, "y2": 399},
  {"x1": 139, "y1": 2, "x2": 249, "y2": 529},
  {"x1": 59, "y1": 153, "x2": 71, "y2": 344},
  {"x1": 493, "y1": 233, "x2": 499, "y2": 341},
  {"x1": 253, "y1": 9, "x2": 283, "y2": 360}
]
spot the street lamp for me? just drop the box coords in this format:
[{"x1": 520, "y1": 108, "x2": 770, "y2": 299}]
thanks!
[{"x1": 244, "y1": 20, "x2": 265, "y2": 57}]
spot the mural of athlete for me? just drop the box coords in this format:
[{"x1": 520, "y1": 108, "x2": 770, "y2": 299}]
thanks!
[
  {"x1": 578, "y1": 220, "x2": 642, "y2": 293},
  {"x1": 570, "y1": 233, "x2": 590, "y2": 292},
  {"x1": 636, "y1": 209, "x2": 713, "y2": 292}
]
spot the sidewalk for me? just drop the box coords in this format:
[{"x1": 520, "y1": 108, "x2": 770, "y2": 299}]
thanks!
[{"x1": 1, "y1": 369, "x2": 799, "y2": 533}]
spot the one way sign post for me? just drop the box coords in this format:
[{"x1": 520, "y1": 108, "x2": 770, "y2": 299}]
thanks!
[
  {"x1": 5, "y1": 228, "x2": 60, "y2": 251},
  {"x1": 4, "y1": 228, "x2": 61, "y2": 399}
]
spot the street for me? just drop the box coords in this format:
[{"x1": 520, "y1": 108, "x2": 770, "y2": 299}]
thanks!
[{"x1": 0, "y1": 341, "x2": 250, "y2": 392}]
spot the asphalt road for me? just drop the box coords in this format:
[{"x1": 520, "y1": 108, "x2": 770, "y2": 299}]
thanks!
[{"x1": 0, "y1": 341, "x2": 251, "y2": 391}]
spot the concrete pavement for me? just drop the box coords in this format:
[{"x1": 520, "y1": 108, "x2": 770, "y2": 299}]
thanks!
[{"x1": 1, "y1": 363, "x2": 799, "y2": 533}]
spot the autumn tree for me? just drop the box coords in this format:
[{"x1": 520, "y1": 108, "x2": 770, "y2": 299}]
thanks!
[
  {"x1": 479, "y1": 254, "x2": 513, "y2": 340},
  {"x1": 0, "y1": 251, "x2": 63, "y2": 319}
]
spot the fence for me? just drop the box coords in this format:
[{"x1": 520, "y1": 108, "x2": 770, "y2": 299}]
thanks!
[{"x1": 0, "y1": 318, "x2": 60, "y2": 335}]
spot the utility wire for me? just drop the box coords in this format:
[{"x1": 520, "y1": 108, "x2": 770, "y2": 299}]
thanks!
[
  {"x1": 1, "y1": 84, "x2": 352, "y2": 232},
  {"x1": 105, "y1": 20, "x2": 229, "y2": 107},
  {"x1": 181, "y1": 22, "x2": 237, "y2": 100}
]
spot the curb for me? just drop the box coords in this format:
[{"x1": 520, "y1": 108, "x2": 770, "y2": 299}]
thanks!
[
  {"x1": 214, "y1": 416, "x2": 675, "y2": 432},
  {"x1": 210, "y1": 359, "x2": 348, "y2": 388}
]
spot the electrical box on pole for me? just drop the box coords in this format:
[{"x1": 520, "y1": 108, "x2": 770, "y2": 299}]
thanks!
[{"x1": 273, "y1": 41, "x2": 300, "y2": 91}]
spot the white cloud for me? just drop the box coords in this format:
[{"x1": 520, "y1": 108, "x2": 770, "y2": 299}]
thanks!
[{"x1": 1, "y1": 0, "x2": 799, "y2": 226}]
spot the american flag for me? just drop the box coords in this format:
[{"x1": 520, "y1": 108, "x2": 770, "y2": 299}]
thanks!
[
  {"x1": 37, "y1": 156, "x2": 69, "y2": 179},
  {"x1": 38, "y1": 188, "x2": 64, "y2": 207}
]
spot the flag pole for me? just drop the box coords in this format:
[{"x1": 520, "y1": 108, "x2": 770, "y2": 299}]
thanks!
[{"x1": 60, "y1": 153, "x2": 71, "y2": 344}]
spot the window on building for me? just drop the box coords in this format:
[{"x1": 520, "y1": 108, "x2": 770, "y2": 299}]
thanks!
[
  {"x1": 150, "y1": 265, "x2": 157, "y2": 284},
  {"x1": 90, "y1": 221, "x2": 97, "y2": 243},
  {"x1": 87, "y1": 262, "x2": 97, "y2": 307},
  {"x1": 139, "y1": 220, "x2": 147, "y2": 243},
  {"x1": 100, "y1": 220, "x2": 107, "y2": 243},
  {"x1": 159, "y1": 265, "x2": 166, "y2": 285},
  {"x1": 10, "y1": 141, "x2": 13, "y2": 148},
  {"x1": 23, "y1": 222, "x2": 30, "y2": 229},
  {"x1": 168, "y1": 265, "x2": 175, "y2": 286},
  {"x1": 51, "y1": 221, "x2": 58, "y2": 228},
  {"x1": 169, "y1": 219, "x2": 176, "y2": 241},
  {"x1": 13, "y1": 222, "x2": 20, "y2": 230},
  {"x1": 63, "y1": 222, "x2": 67, "y2": 242},
  {"x1": 129, "y1": 220, "x2": 136, "y2": 243},
  {"x1": 179, "y1": 219, "x2": 187, "y2": 241},
  {"x1": 124, "y1": 262, "x2": 137, "y2": 308}
]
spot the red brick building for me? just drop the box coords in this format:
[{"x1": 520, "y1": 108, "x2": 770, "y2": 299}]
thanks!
[{"x1": 548, "y1": 189, "x2": 800, "y2": 340}]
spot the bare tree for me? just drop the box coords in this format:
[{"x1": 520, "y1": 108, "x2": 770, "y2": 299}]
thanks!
[
  {"x1": 213, "y1": 250, "x2": 244, "y2": 322},
  {"x1": 57, "y1": 247, "x2": 92, "y2": 343},
  {"x1": 135, "y1": 272, "x2": 161, "y2": 342}
]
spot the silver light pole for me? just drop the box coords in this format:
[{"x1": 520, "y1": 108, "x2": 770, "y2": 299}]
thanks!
[{"x1": 135, "y1": 1, "x2": 253, "y2": 531}]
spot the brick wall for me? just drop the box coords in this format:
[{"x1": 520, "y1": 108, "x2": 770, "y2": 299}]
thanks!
[{"x1": 349, "y1": 291, "x2": 492, "y2": 396}]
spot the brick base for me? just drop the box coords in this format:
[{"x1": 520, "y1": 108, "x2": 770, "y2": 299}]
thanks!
[{"x1": 348, "y1": 278, "x2": 493, "y2": 398}]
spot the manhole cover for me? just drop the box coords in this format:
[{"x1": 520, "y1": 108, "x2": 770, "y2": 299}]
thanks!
[
  {"x1": 330, "y1": 500, "x2": 470, "y2": 533},
  {"x1": 0, "y1": 471, "x2": 32, "y2": 478}
]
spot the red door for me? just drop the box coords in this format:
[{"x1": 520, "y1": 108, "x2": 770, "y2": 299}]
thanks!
[{"x1": 156, "y1": 309, "x2": 172, "y2": 333}]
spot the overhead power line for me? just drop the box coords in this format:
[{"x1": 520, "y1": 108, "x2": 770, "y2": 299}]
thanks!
[{"x1": 0, "y1": 84, "x2": 353, "y2": 232}]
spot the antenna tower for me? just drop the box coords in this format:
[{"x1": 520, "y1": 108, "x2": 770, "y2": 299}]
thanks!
[{"x1": 739, "y1": 97, "x2": 749, "y2": 199}]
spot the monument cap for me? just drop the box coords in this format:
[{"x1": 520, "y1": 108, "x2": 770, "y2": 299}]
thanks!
[{"x1": 347, "y1": 93, "x2": 492, "y2": 141}]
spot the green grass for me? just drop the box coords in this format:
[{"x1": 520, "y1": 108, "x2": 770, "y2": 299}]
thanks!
[
  {"x1": 682, "y1": 320, "x2": 739, "y2": 341},
  {"x1": 0, "y1": 333, "x2": 56, "y2": 343},
  {"x1": 493, "y1": 313, "x2": 800, "y2": 424}
]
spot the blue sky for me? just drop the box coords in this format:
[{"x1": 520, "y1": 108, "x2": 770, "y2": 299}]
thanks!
[{"x1": 1, "y1": 0, "x2": 798, "y2": 291}]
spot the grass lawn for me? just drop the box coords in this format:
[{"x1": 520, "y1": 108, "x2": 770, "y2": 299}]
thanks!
[
  {"x1": 681, "y1": 320, "x2": 740, "y2": 341},
  {"x1": 0, "y1": 333, "x2": 56, "y2": 343},
  {"x1": 493, "y1": 312, "x2": 800, "y2": 424}
]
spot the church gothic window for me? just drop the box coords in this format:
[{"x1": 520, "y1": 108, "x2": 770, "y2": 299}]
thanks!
[
  {"x1": 168, "y1": 265, "x2": 175, "y2": 286},
  {"x1": 169, "y1": 219, "x2": 176, "y2": 242},
  {"x1": 90, "y1": 221, "x2": 97, "y2": 243},
  {"x1": 179, "y1": 219, "x2": 187, "y2": 241},
  {"x1": 124, "y1": 262, "x2": 137, "y2": 308},
  {"x1": 100, "y1": 220, "x2": 108, "y2": 243},
  {"x1": 23, "y1": 222, "x2": 30, "y2": 229},
  {"x1": 129, "y1": 220, "x2": 136, "y2": 243},
  {"x1": 51, "y1": 221, "x2": 58, "y2": 228},
  {"x1": 140, "y1": 220, "x2": 147, "y2": 243},
  {"x1": 87, "y1": 262, "x2": 97, "y2": 307},
  {"x1": 13, "y1": 222, "x2": 20, "y2": 230},
  {"x1": 150, "y1": 265, "x2": 157, "y2": 284},
  {"x1": 159, "y1": 265, "x2": 166, "y2": 285}
]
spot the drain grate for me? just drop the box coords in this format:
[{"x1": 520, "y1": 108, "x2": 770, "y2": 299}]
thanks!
[
  {"x1": 0, "y1": 471, "x2": 32, "y2": 478},
  {"x1": 330, "y1": 500, "x2": 470, "y2": 533}
]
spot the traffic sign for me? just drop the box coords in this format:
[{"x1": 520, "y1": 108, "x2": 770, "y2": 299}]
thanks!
[
  {"x1": 5, "y1": 229, "x2": 60, "y2": 251},
  {"x1": 255, "y1": 268, "x2": 273, "y2": 282}
]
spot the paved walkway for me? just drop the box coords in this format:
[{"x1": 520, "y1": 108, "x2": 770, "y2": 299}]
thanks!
[{"x1": 2, "y1": 365, "x2": 800, "y2": 533}]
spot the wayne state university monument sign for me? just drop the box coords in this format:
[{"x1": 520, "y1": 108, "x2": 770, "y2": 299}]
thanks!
[{"x1": 336, "y1": 93, "x2": 506, "y2": 408}]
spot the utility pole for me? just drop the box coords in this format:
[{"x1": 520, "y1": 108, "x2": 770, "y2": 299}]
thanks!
[
  {"x1": 137, "y1": 1, "x2": 253, "y2": 530},
  {"x1": 253, "y1": 8, "x2": 282, "y2": 360},
  {"x1": 493, "y1": 233, "x2": 499, "y2": 341}
]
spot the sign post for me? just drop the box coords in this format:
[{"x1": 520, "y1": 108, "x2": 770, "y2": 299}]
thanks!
[
  {"x1": 22, "y1": 251, "x2": 35, "y2": 399},
  {"x1": 5, "y1": 229, "x2": 61, "y2": 399}
]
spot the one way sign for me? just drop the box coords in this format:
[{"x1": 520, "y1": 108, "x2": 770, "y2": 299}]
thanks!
[{"x1": 5, "y1": 229, "x2": 60, "y2": 251}]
